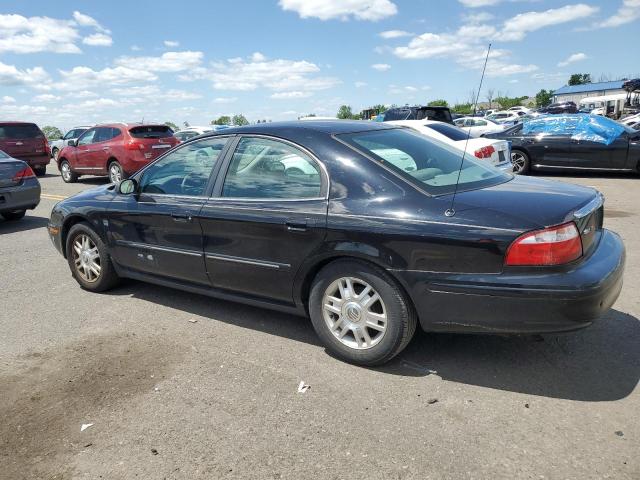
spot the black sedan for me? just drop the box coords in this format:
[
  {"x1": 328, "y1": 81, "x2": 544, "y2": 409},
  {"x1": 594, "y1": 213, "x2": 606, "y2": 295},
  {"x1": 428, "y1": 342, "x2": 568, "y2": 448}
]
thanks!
[
  {"x1": 486, "y1": 115, "x2": 640, "y2": 174},
  {"x1": 0, "y1": 150, "x2": 41, "y2": 221},
  {"x1": 48, "y1": 121, "x2": 625, "y2": 365}
]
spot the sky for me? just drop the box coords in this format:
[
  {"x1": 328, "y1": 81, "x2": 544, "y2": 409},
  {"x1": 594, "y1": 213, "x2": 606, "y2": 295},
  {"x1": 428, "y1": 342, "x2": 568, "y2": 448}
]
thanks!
[{"x1": 0, "y1": 0, "x2": 638, "y2": 129}]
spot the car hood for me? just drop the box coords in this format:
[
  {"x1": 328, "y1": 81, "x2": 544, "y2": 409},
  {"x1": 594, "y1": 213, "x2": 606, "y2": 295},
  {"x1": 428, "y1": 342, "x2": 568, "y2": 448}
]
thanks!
[{"x1": 447, "y1": 176, "x2": 598, "y2": 230}]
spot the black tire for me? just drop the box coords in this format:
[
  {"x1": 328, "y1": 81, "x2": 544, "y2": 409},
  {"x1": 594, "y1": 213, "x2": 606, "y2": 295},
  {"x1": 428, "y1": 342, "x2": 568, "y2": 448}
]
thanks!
[
  {"x1": 34, "y1": 166, "x2": 46, "y2": 177},
  {"x1": 60, "y1": 160, "x2": 78, "y2": 183},
  {"x1": 1, "y1": 210, "x2": 26, "y2": 221},
  {"x1": 511, "y1": 149, "x2": 530, "y2": 175},
  {"x1": 66, "y1": 222, "x2": 120, "y2": 292},
  {"x1": 309, "y1": 259, "x2": 417, "y2": 366},
  {"x1": 51, "y1": 147, "x2": 59, "y2": 160},
  {"x1": 108, "y1": 160, "x2": 124, "y2": 183}
]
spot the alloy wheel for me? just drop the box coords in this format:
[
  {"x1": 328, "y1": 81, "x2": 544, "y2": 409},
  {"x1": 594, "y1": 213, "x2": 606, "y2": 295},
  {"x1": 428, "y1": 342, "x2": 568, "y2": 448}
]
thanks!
[
  {"x1": 61, "y1": 162, "x2": 71, "y2": 181},
  {"x1": 72, "y1": 234, "x2": 101, "y2": 283},
  {"x1": 511, "y1": 151, "x2": 527, "y2": 173},
  {"x1": 322, "y1": 277, "x2": 387, "y2": 350},
  {"x1": 109, "y1": 163, "x2": 122, "y2": 183}
]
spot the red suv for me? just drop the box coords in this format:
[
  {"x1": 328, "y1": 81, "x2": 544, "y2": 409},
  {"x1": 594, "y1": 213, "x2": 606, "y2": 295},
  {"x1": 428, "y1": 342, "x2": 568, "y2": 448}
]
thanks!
[
  {"x1": 57, "y1": 123, "x2": 179, "y2": 183},
  {"x1": 0, "y1": 122, "x2": 50, "y2": 176}
]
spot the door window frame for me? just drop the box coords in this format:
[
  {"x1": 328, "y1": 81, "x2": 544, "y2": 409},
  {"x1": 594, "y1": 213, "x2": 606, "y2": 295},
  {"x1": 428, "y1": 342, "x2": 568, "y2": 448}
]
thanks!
[{"x1": 210, "y1": 134, "x2": 329, "y2": 202}]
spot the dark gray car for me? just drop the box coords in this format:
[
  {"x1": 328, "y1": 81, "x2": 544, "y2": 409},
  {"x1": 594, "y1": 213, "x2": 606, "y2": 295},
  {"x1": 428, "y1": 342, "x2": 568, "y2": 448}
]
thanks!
[{"x1": 0, "y1": 150, "x2": 41, "y2": 221}]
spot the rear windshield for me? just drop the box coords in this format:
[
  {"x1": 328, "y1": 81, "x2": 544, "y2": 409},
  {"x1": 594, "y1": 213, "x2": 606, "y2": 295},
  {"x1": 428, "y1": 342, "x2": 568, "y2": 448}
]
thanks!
[
  {"x1": 338, "y1": 128, "x2": 511, "y2": 196},
  {"x1": 424, "y1": 123, "x2": 469, "y2": 141},
  {"x1": 0, "y1": 124, "x2": 44, "y2": 139},
  {"x1": 129, "y1": 125, "x2": 174, "y2": 139},
  {"x1": 379, "y1": 108, "x2": 453, "y2": 123},
  {"x1": 416, "y1": 108, "x2": 453, "y2": 123}
]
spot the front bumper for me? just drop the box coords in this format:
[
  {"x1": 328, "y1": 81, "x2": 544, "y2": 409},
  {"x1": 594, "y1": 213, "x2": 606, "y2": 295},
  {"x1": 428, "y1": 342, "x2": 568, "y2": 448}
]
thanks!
[
  {"x1": 0, "y1": 179, "x2": 41, "y2": 213},
  {"x1": 396, "y1": 229, "x2": 625, "y2": 334}
]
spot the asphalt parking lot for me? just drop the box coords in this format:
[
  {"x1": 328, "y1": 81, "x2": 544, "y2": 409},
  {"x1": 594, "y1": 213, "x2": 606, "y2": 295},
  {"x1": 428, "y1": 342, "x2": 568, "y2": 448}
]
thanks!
[{"x1": 1, "y1": 165, "x2": 638, "y2": 480}]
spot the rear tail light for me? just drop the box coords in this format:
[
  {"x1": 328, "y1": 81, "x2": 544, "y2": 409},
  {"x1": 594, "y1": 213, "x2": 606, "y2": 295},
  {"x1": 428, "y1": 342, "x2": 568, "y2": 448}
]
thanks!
[
  {"x1": 125, "y1": 141, "x2": 145, "y2": 151},
  {"x1": 43, "y1": 138, "x2": 50, "y2": 156},
  {"x1": 474, "y1": 145, "x2": 495, "y2": 159},
  {"x1": 12, "y1": 165, "x2": 36, "y2": 182},
  {"x1": 505, "y1": 222, "x2": 583, "y2": 266}
]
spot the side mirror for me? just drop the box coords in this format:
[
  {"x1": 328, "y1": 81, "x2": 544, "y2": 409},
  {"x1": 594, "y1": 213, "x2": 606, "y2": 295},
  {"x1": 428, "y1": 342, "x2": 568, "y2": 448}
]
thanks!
[
  {"x1": 67, "y1": 139, "x2": 77, "y2": 147},
  {"x1": 119, "y1": 178, "x2": 138, "y2": 195}
]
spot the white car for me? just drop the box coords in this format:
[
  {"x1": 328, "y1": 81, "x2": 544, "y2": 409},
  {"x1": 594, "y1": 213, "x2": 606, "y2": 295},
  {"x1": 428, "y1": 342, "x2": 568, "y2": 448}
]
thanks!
[
  {"x1": 508, "y1": 106, "x2": 531, "y2": 114},
  {"x1": 174, "y1": 125, "x2": 229, "y2": 142},
  {"x1": 486, "y1": 111, "x2": 522, "y2": 126},
  {"x1": 50, "y1": 125, "x2": 92, "y2": 159},
  {"x1": 621, "y1": 113, "x2": 640, "y2": 127},
  {"x1": 388, "y1": 120, "x2": 512, "y2": 172},
  {"x1": 453, "y1": 117, "x2": 506, "y2": 137}
]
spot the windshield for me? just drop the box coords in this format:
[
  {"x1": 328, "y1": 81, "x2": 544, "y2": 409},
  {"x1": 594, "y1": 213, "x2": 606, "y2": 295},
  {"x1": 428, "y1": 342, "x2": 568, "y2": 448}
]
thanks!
[
  {"x1": 338, "y1": 128, "x2": 511, "y2": 196},
  {"x1": 424, "y1": 123, "x2": 469, "y2": 141}
]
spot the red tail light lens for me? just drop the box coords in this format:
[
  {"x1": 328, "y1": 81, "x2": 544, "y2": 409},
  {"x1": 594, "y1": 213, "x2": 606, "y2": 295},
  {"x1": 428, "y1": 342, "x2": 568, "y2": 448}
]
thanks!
[
  {"x1": 505, "y1": 222, "x2": 583, "y2": 266},
  {"x1": 12, "y1": 165, "x2": 36, "y2": 182},
  {"x1": 43, "y1": 138, "x2": 50, "y2": 156},
  {"x1": 474, "y1": 145, "x2": 495, "y2": 159},
  {"x1": 125, "y1": 141, "x2": 145, "y2": 151}
]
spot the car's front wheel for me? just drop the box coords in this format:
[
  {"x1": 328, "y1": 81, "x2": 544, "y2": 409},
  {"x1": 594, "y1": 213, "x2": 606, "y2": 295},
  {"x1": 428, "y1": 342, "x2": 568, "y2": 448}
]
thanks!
[
  {"x1": 60, "y1": 160, "x2": 78, "y2": 183},
  {"x1": 309, "y1": 260, "x2": 417, "y2": 366},
  {"x1": 66, "y1": 222, "x2": 120, "y2": 292},
  {"x1": 1, "y1": 210, "x2": 26, "y2": 221},
  {"x1": 511, "y1": 150, "x2": 530, "y2": 174}
]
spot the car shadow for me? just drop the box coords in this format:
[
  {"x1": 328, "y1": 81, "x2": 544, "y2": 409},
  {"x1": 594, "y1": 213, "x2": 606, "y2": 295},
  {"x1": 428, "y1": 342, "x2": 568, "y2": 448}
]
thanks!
[
  {"x1": 77, "y1": 177, "x2": 110, "y2": 185},
  {"x1": 0, "y1": 214, "x2": 49, "y2": 233},
  {"x1": 106, "y1": 281, "x2": 639, "y2": 402}
]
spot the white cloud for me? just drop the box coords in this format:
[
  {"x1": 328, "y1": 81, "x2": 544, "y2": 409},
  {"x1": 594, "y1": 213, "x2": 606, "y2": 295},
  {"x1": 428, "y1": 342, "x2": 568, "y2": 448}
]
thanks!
[
  {"x1": 354, "y1": 81, "x2": 368, "y2": 87},
  {"x1": 459, "y1": 0, "x2": 501, "y2": 6},
  {"x1": 164, "y1": 40, "x2": 180, "y2": 47},
  {"x1": 56, "y1": 66, "x2": 157, "y2": 91},
  {"x1": 115, "y1": 51, "x2": 203, "y2": 72},
  {"x1": 251, "y1": 52, "x2": 267, "y2": 62},
  {"x1": 379, "y1": 30, "x2": 413, "y2": 39},
  {"x1": 72, "y1": 11, "x2": 110, "y2": 33},
  {"x1": 558, "y1": 52, "x2": 588, "y2": 67},
  {"x1": 0, "y1": 14, "x2": 81, "y2": 54},
  {"x1": 130, "y1": 45, "x2": 142, "y2": 51},
  {"x1": 389, "y1": 84, "x2": 430, "y2": 94},
  {"x1": 82, "y1": 33, "x2": 113, "y2": 46},
  {"x1": 500, "y1": 4, "x2": 599, "y2": 41},
  {"x1": 462, "y1": 11, "x2": 494, "y2": 23},
  {"x1": 371, "y1": 63, "x2": 391, "y2": 71},
  {"x1": 0, "y1": 61, "x2": 50, "y2": 86},
  {"x1": 393, "y1": 33, "x2": 466, "y2": 59},
  {"x1": 596, "y1": 0, "x2": 640, "y2": 28},
  {"x1": 33, "y1": 94, "x2": 62, "y2": 102},
  {"x1": 271, "y1": 91, "x2": 313, "y2": 99},
  {"x1": 1, "y1": 96, "x2": 16, "y2": 103},
  {"x1": 213, "y1": 97, "x2": 238, "y2": 104},
  {"x1": 279, "y1": 0, "x2": 397, "y2": 21},
  {"x1": 164, "y1": 89, "x2": 202, "y2": 101}
]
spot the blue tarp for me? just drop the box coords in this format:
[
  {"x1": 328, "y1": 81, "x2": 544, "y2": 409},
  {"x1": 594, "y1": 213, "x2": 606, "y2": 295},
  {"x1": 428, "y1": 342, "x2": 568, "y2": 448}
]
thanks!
[{"x1": 522, "y1": 114, "x2": 625, "y2": 145}]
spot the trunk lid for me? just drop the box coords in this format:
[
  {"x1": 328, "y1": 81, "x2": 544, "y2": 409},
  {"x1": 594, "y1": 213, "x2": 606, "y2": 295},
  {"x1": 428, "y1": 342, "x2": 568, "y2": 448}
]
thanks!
[
  {"x1": 128, "y1": 125, "x2": 179, "y2": 160},
  {"x1": 0, "y1": 156, "x2": 29, "y2": 188}
]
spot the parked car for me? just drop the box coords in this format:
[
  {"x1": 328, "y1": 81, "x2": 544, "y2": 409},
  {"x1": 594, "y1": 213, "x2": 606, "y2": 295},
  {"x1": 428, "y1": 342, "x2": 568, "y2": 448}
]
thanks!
[
  {"x1": 486, "y1": 111, "x2": 521, "y2": 126},
  {"x1": 0, "y1": 122, "x2": 50, "y2": 176},
  {"x1": 453, "y1": 116, "x2": 506, "y2": 137},
  {"x1": 0, "y1": 150, "x2": 40, "y2": 221},
  {"x1": 57, "y1": 123, "x2": 180, "y2": 183},
  {"x1": 49, "y1": 126, "x2": 92, "y2": 160},
  {"x1": 377, "y1": 106, "x2": 453, "y2": 124},
  {"x1": 174, "y1": 125, "x2": 230, "y2": 142},
  {"x1": 508, "y1": 106, "x2": 531, "y2": 114},
  {"x1": 47, "y1": 121, "x2": 624, "y2": 366},
  {"x1": 485, "y1": 114, "x2": 640, "y2": 174},
  {"x1": 537, "y1": 101, "x2": 578, "y2": 114},
  {"x1": 388, "y1": 119, "x2": 512, "y2": 171},
  {"x1": 484, "y1": 109, "x2": 496, "y2": 117}
]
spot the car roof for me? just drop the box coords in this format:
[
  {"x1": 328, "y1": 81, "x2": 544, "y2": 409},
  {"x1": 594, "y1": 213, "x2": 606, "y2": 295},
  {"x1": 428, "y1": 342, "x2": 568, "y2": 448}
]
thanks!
[
  {"x1": 0, "y1": 121, "x2": 39, "y2": 126},
  {"x1": 203, "y1": 120, "x2": 397, "y2": 137}
]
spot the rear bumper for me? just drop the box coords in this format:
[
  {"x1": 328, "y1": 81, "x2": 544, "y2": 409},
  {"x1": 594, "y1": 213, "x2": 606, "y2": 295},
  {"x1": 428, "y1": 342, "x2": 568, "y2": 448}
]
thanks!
[
  {"x1": 0, "y1": 179, "x2": 41, "y2": 213},
  {"x1": 12, "y1": 154, "x2": 50, "y2": 167},
  {"x1": 395, "y1": 229, "x2": 625, "y2": 334}
]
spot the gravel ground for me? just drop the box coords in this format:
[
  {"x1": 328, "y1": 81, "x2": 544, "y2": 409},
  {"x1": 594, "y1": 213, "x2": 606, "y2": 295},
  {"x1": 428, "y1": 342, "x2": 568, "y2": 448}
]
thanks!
[{"x1": 0, "y1": 166, "x2": 638, "y2": 480}]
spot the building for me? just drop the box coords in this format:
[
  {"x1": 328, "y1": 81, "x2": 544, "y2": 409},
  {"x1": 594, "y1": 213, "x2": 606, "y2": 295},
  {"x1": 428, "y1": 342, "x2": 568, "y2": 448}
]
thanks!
[{"x1": 552, "y1": 80, "x2": 626, "y2": 104}]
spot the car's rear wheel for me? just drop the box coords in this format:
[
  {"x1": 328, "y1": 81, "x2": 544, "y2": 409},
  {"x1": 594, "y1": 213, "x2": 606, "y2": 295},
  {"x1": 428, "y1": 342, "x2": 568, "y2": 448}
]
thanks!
[
  {"x1": 60, "y1": 160, "x2": 78, "y2": 183},
  {"x1": 511, "y1": 150, "x2": 530, "y2": 174},
  {"x1": 108, "y1": 161, "x2": 124, "y2": 183},
  {"x1": 34, "y1": 166, "x2": 46, "y2": 177},
  {"x1": 66, "y1": 222, "x2": 120, "y2": 292},
  {"x1": 1, "y1": 210, "x2": 26, "y2": 221},
  {"x1": 309, "y1": 259, "x2": 417, "y2": 366}
]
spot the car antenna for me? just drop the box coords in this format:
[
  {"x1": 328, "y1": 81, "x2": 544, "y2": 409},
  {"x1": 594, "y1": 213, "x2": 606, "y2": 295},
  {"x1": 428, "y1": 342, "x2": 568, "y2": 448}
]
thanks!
[{"x1": 445, "y1": 43, "x2": 492, "y2": 218}]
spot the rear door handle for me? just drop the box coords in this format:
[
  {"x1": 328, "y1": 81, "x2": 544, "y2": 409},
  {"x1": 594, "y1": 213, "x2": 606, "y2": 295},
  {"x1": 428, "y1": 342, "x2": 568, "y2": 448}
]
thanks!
[
  {"x1": 171, "y1": 212, "x2": 193, "y2": 222},
  {"x1": 286, "y1": 220, "x2": 308, "y2": 232}
]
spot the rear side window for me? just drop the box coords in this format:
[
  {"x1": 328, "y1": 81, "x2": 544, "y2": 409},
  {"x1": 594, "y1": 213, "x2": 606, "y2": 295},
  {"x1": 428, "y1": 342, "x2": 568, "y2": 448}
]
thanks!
[
  {"x1": 129, "y1": 126, "x2": 174, "y2": 139},
  {"x1": 416, "y1": 108, "x2": 453, "y2": 123},
  {"x1": 380, "y1": 109, "x2": 412, "y2": 121},
  {"x1": 0, "y1": 124, "x2": 43, "y2": 139},
  {"x1": 424, "y1": 123, "x2": 469, "y2": 141},
  {"x1": 222, "y1": 137, "x2": 322, "y2": 199}
]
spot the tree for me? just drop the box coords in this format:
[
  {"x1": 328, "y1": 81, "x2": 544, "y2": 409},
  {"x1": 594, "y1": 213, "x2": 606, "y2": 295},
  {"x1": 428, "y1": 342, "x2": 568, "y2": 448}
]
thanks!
[
  {"x1": 452, "y1": 103, "x2": 473, "y2": 115},
  {"x1": 568, "y1": 73, "x2": 592, "y2": 86},
  {"x1": 370, "y1": 104, "x2": 387, "y2": 114},
  {"x1": 232, "y1": 114, "x2": 249, "y2": 126},
  {"x1": 535, "y1": 89, "x2": 553, "y2": 108},
  {"x1": 495, "y1": 95, "x2": 528, "y2": 109},
  {"x1": 164, "y1": 121, "x2": 179, "y2": 132},
  {"x1": 486, "y1": 88, "x2": 495, "y2": 109},
  {"x1": 41, "y1": 125, "x2": 63, "y2": 140},
  {"x1": 337, "y1": 105, "x2": 357, "y2": 119},
  {"x1": 212, "y1": 116, "x2": 231, "y2": 126},
  {"x1": 427, "y1": 99, "x2": 448, "y2": 107}
]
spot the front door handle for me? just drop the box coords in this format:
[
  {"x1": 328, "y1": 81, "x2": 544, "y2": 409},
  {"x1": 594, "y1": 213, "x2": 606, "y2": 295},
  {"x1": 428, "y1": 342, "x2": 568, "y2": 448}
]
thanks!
[
  {"x1": 171, "y1": 212, "x2": 193, "y2": 222},
  {"x1": 286, "y1": 220, "x2": 308, "y2": 232}
]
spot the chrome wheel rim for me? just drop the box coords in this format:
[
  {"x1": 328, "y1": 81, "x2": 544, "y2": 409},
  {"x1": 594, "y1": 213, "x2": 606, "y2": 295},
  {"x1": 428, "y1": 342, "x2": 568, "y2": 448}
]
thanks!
[
  {"x1": 511, "y1": 152, "x2": 526, "y2": 173},
  {"x1": 61, "y1": 162, "x2": 71, "y2": 181},
  {"x1": 72, "y1": 234, "x2": 101, "y2": 283},
  {"x1": 109, "y1": 164, "x2": 122, "y2": 183},
  {"x1": 322, "y1": 277, "x2": 387, "y2": 350}
]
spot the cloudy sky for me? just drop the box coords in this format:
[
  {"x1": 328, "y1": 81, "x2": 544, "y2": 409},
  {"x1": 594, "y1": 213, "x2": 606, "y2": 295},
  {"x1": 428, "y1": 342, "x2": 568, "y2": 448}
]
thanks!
[{"x1": 0, "y1": 0, "x2": 638, "y2": 128}]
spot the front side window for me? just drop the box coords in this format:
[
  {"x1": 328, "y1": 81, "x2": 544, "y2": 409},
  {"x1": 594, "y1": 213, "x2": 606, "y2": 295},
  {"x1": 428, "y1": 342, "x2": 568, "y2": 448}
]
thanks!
[
  {"x1": 77, "y1": 129, "x2": 97, "y2": 145},
  {"x1": 222, "y1": 137, "x2": 322, "y2": 199},
  {"x1": 339, "y1": 128, "x2": 511, "y2": 196},
  {"x1": 139, "y1": 137, "x2": 228, "y2": 196}
]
